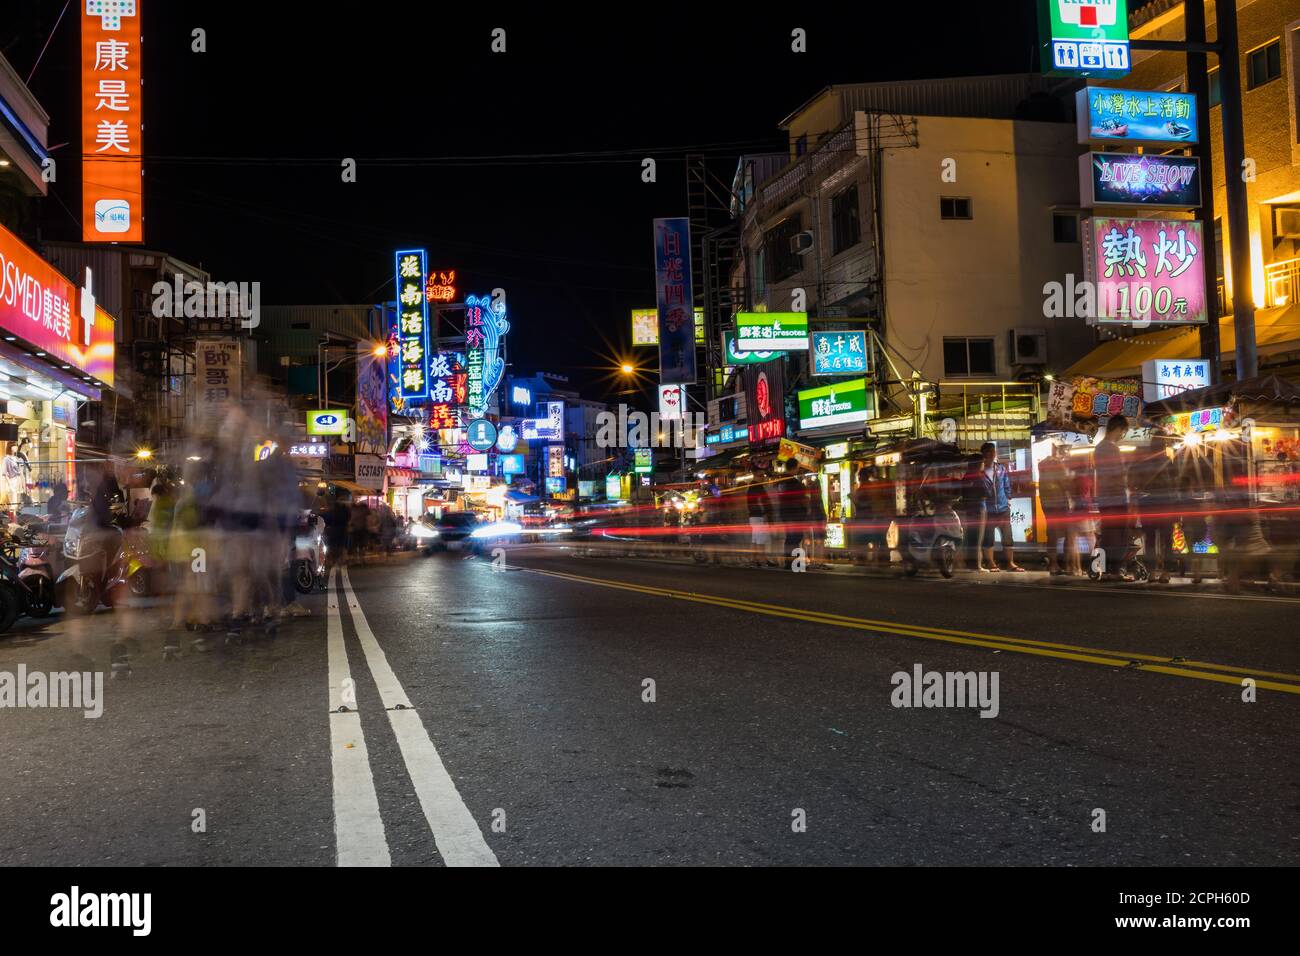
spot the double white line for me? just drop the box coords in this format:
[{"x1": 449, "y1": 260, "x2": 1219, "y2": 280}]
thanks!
[{"x1": 325, "y1": 566, "x2": 499, "y2": 867}]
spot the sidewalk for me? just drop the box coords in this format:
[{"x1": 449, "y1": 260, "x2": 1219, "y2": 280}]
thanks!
[{"x1": 563, "y1": 539, "x2": 1300, "y2": 599}]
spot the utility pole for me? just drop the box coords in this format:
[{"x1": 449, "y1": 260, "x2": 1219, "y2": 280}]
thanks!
[
  {"x1": 1127, "y1": 0, "x2": 1256, "y2": 382},
  {"x1": 1215, "y1": 0, "x2": 1256, "y2": 379},
  {"x1": 1185, "y1": 0, "x2": 1221, "y2": 385}
]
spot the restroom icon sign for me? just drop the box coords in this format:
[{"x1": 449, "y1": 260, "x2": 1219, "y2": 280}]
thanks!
[{"x1": 86, "y1": 0, "x2": 137, "y2": 31}]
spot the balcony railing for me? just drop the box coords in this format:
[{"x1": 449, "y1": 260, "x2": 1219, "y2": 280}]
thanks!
[{"x1": 1264, "y1": 256, "x2": 1300, "y2": 308}]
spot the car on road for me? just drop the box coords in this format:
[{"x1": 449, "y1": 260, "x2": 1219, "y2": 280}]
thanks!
[{"x1": 433, "y1": 511, "x2": 482, "y2": 552}]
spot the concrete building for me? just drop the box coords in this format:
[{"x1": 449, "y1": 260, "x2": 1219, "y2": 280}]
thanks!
[{"x1": 730, "y1": 75, "x2": 1087, "y2": 446}]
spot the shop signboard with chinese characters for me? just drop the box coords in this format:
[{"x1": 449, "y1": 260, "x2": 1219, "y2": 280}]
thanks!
[
  {"x1": 632, "y1": 306, "x2": 704, "y2": 346},
  {"x1": 82, "y1": 1, "x2": 144, "y2": 242},
  {"x1": 500, "y1": 453, "x2": 524, "y2": 476},
  {"x1": 1077, "y1": 87, "x2": 1198, "y2": 145},
  {"x1": 721, "y1": 331, "x2": 773, "y2": 366},
  {"x1": 1163, "y1": 405, "x2": 1232, "y2": 436},
  {"x1": 744, "y1": 359, "x2": 786, "y2": 444},
  {"x1": 289, "y1": 443, "x2": 329, "y2": 459},
  {"x1": 734, "y1": 312, "x2": 809, "y2": 351},
  {"x1": 1083, "y1": 218, "x2": 1208, "y2": 325},
  {"x1": 811, "y1": 330, "x2": 869, "y2": 376},
  {"x1": 797, "y1": 378, "x2": 874, "y2": 431},
  {"x1": 393, "y1": 250, "x2": 431, "y2": 402},
  {"x1": 521, "y1": 402, "x2": 564, "y2": 441},
  {"x1": 465, "y1": 292, "x2": 510, "y2": 417},
  {"x1": 1079, "y1": 153, "x2": 1201, "y2": 208},
  {"x1": 1037, "y1": 0, "x2": 1130, "y2": 78},
  {"x1": 653, "y1": 218, "x2": 696, "y2": 384},
  {"x1": 658, "y1": 384, "x2": 685, "y2": 421},
  {"x1": 1140, "y1": 359, "x2": 1210, "y2": 403},
  {"x1": 425, "y1": 269, "x2": 456, "y2": 303},
  {"x1": 195, "y1": 339, "x2": 241, "y2": 425},
  {"x1": 0, "y1": 222, "x2": 116, "y2": 385},
  {"x1": 606, "y1": 474, "x2": 624, "y2": 499},
  {"x1": 1046, "y1": 376, "x2": 1142, "y2": 433},
  {"x1": 425, "y1": 352, "x2": 465, "y2": 432},
  {"x1": 548, "y1": 444, "x2": 566, "y2": 478},
  {"x1": 466, "y1": 418, "x2": 497, "y2": 452}
]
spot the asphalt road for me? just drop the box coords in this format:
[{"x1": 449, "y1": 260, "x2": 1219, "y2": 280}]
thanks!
[{"x1": 1, "y1": 544, "x2": 1296, "y2": 866}]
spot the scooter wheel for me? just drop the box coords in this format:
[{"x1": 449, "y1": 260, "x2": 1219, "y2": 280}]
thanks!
[
  {"x1": 59, "y1": 579, "x2": 100, "y2": 616},
  {"x1": 902, "y1": 558, "x2": 919, "y2": 577},
  {"x1": 26, "y1": 579, "x2": 54, "y2": 617},
  {"x1": 293, "y1": 563, "x2": 316, "y2": 594}
]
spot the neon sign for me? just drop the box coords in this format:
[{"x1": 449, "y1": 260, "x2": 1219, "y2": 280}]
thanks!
[
  {"x1": 394, "y1": 249, "x2": 431, "y2": 401},
  {"x1": 425, "y1": 269, "x2": 457, "y2": 303},
  {"x1": 464, "y1": 292, "x2": 510, "y2": 417}
]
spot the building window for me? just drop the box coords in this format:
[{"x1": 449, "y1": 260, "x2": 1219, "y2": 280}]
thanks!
[
  {"x1": 795, "y1": 134, "x2": 808, "y2": 157},
  {"x1": 940, "y1": 196, "x2": 972, "y2": 220},
  {"x1": 1207, "y1": 67, "x2": 1222, "y2": 107},
  {"x1": 1247, "y1": 39, "x2": 1282, "y2": 90},
  {"x1": 765, "y1": 215, "x2": 803, "y2": 284},
  {"x1": 750, "y1": 247, "x2": 767, "y2": 304},
  {"x1": 943, "y1": 337, "x2": 996, "y2": 378},
  {"x1": 1052, "y1": 212, "x2": 1079, "y2": 243},
  {"x1": 830, "y1": 184, "x2": 861, "y2": 256}
]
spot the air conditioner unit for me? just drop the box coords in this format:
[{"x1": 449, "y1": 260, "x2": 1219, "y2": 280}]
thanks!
[
  {"x1": 1009, "y1": 328, "x2": 1048, "y2": 365},
  {"x1": 790, "y1": 231, "x2": 814, "y2": 255},
  {"x1": 1276, "y1": 207, "x2": 1300, "y2": 239}
]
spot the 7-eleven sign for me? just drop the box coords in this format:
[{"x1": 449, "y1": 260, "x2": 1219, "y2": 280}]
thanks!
[{"x1": 1060, "y1": 0, "x2": 1119, "y2": 29}]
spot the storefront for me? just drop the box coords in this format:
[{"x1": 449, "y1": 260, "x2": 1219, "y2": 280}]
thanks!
[{"x1": 0, "y1": 221, "x2": 116, "y2": 515}]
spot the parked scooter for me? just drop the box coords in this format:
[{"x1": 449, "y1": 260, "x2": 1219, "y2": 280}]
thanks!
[
  {"x1": 292, "y1": 511, "x2": 327, "y2": 593},
  {"x1": 56, "y1": 504, "x2": 129, "y2": 615},
  {"x1": 901, "y1": 499, "x2": 964, "y2": 578},
  {"x1": 9, "y1": 523, "x2": 59, "y2": 617}
]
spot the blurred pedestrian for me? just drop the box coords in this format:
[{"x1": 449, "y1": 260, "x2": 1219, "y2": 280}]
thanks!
[{"x1": 977, "y1": 442, "x2": 1023, "y2": 572}]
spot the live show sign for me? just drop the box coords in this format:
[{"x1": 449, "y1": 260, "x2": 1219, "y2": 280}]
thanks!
[{"x1": 1079, "y1": 152, "x2": 1201, "y2": 209}]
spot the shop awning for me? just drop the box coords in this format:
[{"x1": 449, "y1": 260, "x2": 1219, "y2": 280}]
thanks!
[{"x1": 1062, "y1": 305, "x2": 1300, "y2": 379}]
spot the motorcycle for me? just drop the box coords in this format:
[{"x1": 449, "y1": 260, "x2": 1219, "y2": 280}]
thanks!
[
  {"x1": 55, "y1": 505, "x2": 127, "y2": 615},
  {"x1": 292, "y1": 511, "x2": 327, "y2": 593},
  {"x1": 901, "y1": 499, "x2": 963, "y2": 578},
  {"x1": 8, "y1": 523, "x2": 58, "y2": 617}
]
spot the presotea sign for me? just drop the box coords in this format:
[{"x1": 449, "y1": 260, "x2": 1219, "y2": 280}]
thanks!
[
  {"x1": 798, "y1": 378, "x2": 873, "y2": 430},
  {"x1": 734, "y1": 312, "x2": 809, "y2": 351},
  {"x1": 1083, "y1": 217, "x2": 1208, "y2": 325},
  {"x1": 82, "y1": 0, "x2": 144, "y2": 242}
]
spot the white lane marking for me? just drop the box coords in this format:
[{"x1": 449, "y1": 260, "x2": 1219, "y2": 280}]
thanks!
[
  {"x1": 326, "y1": 566, "x2": 391, "y2": 867},
  {"x1": 340, "y1": 567, "x2": 499, "y2": 868}
]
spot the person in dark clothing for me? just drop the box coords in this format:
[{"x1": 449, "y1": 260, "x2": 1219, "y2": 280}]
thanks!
[
  {"x1": 46, "y1": 482, "x2": 69, "y2": 522},
  {"x1": 91, "y1": 473, "x2": 123, "y2": 528},
  {"x1": 776, "y1": 460, "x2": 810, "y2": 568},
  {"x1": 327, "y1": 497, "x2": 350, "y2": 567}
]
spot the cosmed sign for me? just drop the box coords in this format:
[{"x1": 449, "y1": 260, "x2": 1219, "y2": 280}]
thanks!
[
  {"x1": 82, "y1": 1, "x2": 144, "y2": 242},
  {"x1": 1084, "y1": 217, "x2": 1207, "y2": 325}
]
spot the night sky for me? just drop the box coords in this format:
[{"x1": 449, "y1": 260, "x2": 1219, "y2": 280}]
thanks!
[{"x1": 5, "y1": 2, "x2": 1067, "y2": 397}]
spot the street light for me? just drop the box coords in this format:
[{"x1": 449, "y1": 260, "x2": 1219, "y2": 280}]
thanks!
[{"x1": 134, "y1": 448, "x2": 153, "y2": 461}]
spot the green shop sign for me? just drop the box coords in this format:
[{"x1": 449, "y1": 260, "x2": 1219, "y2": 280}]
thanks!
[
  {"x1": 1038, "y1": 0, "x2": 1130, "y2": 78},
  {"x1": 798, "y1": 378, "x2": 874, "y2": 430},
  {"x1": 734, "y1": 312, "x2": 809, "y2": 351}
]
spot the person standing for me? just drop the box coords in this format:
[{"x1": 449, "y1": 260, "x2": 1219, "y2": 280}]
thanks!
[
  {"x1": 1092, "y1": 415, "x2": 1131, "y2": 580},
  {"x1": 805, "y1": 469, "x2": 827, "y2": 568},
  {"x1": 776, "y1": 459, "x2": 810, "y2": 569},
  {"x1": 1038, "y1": 443, "x2": 1077, "y2": 575},
  {"x1": 978, "y1": 442, "x2": 1023, "y2": 572},
  {"x1": 746, "y1": 470, "x2": 773, "y2": 566}
]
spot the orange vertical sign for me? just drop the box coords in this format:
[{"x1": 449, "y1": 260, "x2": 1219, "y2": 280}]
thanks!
[{"x1": 81, "y1": 1, "x2": 144, "y2": 242}]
